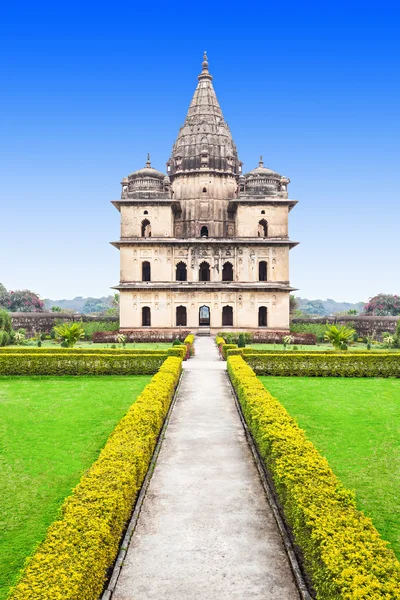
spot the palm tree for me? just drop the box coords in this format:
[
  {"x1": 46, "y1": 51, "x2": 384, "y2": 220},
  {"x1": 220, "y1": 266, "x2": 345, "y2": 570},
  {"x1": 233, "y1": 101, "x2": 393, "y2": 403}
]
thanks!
[
  {"x1": 54, "y1": 322, "x2": 85, "y2": 348},
  {"x1": 324, "y1": 324, "x2": 356, "y2": 351}
]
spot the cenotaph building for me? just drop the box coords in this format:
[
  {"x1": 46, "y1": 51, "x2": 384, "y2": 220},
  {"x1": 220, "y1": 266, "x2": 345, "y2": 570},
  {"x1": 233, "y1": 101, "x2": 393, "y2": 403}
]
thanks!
[{"x1": 111, "y1": 54, "x2": 298, "y2": 333}]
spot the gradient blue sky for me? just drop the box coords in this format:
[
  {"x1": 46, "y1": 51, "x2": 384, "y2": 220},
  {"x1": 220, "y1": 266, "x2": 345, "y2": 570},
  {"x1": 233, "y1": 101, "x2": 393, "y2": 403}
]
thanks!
[{"x1": 1, "y1": 1, "x2": 399, "y2": 303}]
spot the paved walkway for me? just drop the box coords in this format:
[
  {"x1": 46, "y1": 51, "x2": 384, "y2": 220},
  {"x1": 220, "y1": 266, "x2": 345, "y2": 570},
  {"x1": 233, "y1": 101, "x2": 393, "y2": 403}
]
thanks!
[{"x1": 112, "y1": 337, "x2": 300, "y2": 599}]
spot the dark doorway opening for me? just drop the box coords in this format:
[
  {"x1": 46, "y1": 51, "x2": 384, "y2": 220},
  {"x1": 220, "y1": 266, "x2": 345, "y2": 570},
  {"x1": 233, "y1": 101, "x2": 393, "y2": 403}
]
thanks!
[
  {"x1": 258, "y1": 219, "x2": 268, "y2": 238},
  {"x1": 199, "y1": 305, "x2": 210, "y2": 326},
  {"x1": 200, "y1": 226, "x2": 209, "y2": 238},
  {"x1": 259, "y1": 261, "x2": 267, "y2": 282},
  {"x1": 222, "y1": 305, "x2": 233, "y2": 327},
  {"x1": 176, "y1": 305, "x2": 187, "y2": 326},
  {"x1": 176, "y1": 262, "x2": 187, "y2": 281},
  {"x1": 222, "y1": 262, "x2": 233, "y2": 281},
  {"x1": 142, "y1": 306, "x2": 151, "y2": 326},
  {"x1": 141, "y1": 219, "x2": 151, "y2": 237},
  {"x1": 199, "y1": 261, "x2": 210, "y2": 282},
  {"x1": 142, "y1": 261, "x2": 151, "y2": 281},
  {"x1": 258, "y1": 306, "x2": 267, "y2": 327}
]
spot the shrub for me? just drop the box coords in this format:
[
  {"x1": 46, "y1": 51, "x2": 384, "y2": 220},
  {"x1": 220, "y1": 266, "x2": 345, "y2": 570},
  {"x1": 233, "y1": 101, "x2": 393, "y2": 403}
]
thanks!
[
  {"x1": 290, "y1": 322, "x2": 327, "y2": 342},
  {"x1": 238, "y1": 333, "x2": 246, "y2": 348},
  {"x1": 254, "y1": 331, "x2": 316, "y2": 345},
  {"x1": 324, "y1": 324, "x2": 356, "y2": 351},
  {"x1": 227, "y1": 355, "x2": 400, "y2": 598},
  {"x1": 221, "y1": 344, "x2": 237, "y2": 360},
  {"x1": 8, "y1": 356, "x2": 182, "y2": 600},
  {"x1": 218, "y1": 331, "x2": 253, "y2": 344},
  {"x1": 0, "y1": 308, "x2": 12, "y2": 333},
  {"x1": 0, "y1": 347, "x2": 170, "y2": 355},
  {"x1": 167, "y1": 347, "x2": 186, "y2": 359},
  {"x1": 0, "y1": 330, "x2": 10, "y2": 347},
  {"x1": 172, "y1": 338, "x2": 183, "y2": 346},
  {"x1": 0, "y1": 353, "x2": 167, "y2": 376},
  {"x1": 53, "y1": 323, "x2": 85, "y2": 348},
  {"x1": 215, "y1": 336, "x2": 225, "y2": 346},
  {"x1": 244, "y1": 353, "x2": 400, "y2": 377}
]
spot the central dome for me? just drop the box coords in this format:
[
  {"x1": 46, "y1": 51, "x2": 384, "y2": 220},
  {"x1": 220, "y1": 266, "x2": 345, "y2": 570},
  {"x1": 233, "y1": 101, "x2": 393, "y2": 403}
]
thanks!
[{"x1": 167, "y1": 53, "x2": 241, "y2": 178}]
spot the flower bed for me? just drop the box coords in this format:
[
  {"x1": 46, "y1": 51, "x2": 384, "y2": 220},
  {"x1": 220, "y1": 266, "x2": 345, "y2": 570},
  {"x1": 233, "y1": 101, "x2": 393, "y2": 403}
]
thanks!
[
  {"x1": 227, "y1": 355, "x2": 400, "y2": 598},
  {"x1": 8, "y1": 356, "x2": 182, "y2": 600},
  {"x1": 244, "y1": 353, "x2": 400, "y2": 377},
  {"x1": 92, "y1": 330, "x2": 191, "y2": 343}
]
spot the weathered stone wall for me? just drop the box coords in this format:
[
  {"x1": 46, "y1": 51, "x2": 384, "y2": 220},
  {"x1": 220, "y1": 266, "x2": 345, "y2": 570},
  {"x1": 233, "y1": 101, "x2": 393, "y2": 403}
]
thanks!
[
  {"x1": 291, "y1": 315, "x2": 399, "y2": 340},
  {"x1": 11, "y1": 312, "x2": 118, "y2": 336}
]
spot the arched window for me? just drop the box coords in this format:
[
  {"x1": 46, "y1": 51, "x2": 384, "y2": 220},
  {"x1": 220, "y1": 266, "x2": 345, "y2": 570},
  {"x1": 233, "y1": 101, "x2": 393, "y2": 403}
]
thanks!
[
  {"x1": 176, "y1": 261, "x2": 187, "y2": 281},
  {"x1": 199, "y1": 305, "x2": 210, "y2": 326},
  {"x1": 199, "y1": 261, "x2": 210, "y2": 282},
  {"x1": 261, "y1": 210, "x2": 265, "y2": 215},
  {"x1": 144, "y1": 210, "x2": 148, "y2": 215},
  {"x1": 142, "y1": 306, "x2": 151, "y2": 326},
  {"x1": 142, "y1": 261, "x2": 151, "y2": 282},
  {"x1": 202, "y1": 187, "x2": 207, "y2": 193},
  {"x1": 258, "y1": 219, "x2": 268, "y2": 238},
  {"x1": 259, "y1": 261, "x2": 267, "y2": 282},
  {"x1": 141, "y1": 219, "x2": 151, "y2": 238},
  {"x1": 222, "y1": 305, "x2": 233, "y2": 326},
  {"x1": 258, "y1": 306, "x2": 267, "y2": 327},
  {"x1": 176, "y1": 305, "x2": 187, "y2": 326},
  {"x1": 222, "y1": 261, "x2": 233, "y2": 281},
  {"x1": 200, "y1": 226, "x2": 209, "y2": 238}
]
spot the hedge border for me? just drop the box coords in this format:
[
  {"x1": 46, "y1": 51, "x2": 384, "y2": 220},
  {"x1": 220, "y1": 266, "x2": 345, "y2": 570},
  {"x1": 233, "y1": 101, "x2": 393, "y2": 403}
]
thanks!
[
  {"x1": 227, "y1": 355, "x2": 400, "y2": 598},
  {"x1": 0, "y1": 347, "x2": 170, "y2": 355},
  {"x1": 0, "y1": 353, "x2": 167, "y2": 376},
  {"x1": 7, "y1": 356, "x2": 183, "y2": 600},
  {"x1": 244, "y1": 352, "x2": 400, "y2": 377}
]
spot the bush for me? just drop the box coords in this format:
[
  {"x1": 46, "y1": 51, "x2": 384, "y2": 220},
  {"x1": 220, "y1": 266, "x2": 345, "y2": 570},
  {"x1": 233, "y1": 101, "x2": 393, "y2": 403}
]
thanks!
[
  {"x1": 54, "y1": 323, "x2": 85, "y2": 348},
  {"x1": 0, "y1": 353, "x2": 167, "y2": 376},
  {"x1": 172, "y1": 338, "x2": 183, "y2": 346},
  {"x1": 244, "y1": 353, "x2": 400, "y2": 377},
  {"x1": 0, "y1": 308, "x2": 12, "y2": 333},
  {"x1": 218, "y1": 331, "x2": 253, "y2": 344},
  {"x1": 254, "y1": 331, "x2": 316, "y2": 345},
  {"x1": 221, "y1": 344, "x2": 237, "y2": 360},
  {"x1": 215, "y1": 336, "x2": 225, "y2": 346},
  {"x1": 290, "y1": 322, "x2": 327, "y2": 342},
  {"x1": 0, "y1": 347, "x2": 170, "y2": 355},
  {"x1": 0, "y1": 330, "x2": 10, "y2": 347},
  {"x1": 238, "y1": 333, "x2": 246, "y2": 348},
  {"x1": 324, "y1": 324, "x2": 356, "y2": 350},
  {"x1": 167, "y1": 347, "x2": 186, "y2": 359},
  {"x1": 227, "y1": 355, "x2": 400, "y2": 598},
  {"x1": 8, "y1": 356, "x2": 182, "y2": 600}
]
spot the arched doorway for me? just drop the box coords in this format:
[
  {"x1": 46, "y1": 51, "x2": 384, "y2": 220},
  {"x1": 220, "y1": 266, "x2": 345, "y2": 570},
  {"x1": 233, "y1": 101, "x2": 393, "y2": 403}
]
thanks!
[
  {"x1": 258, "y1": 261, "x2": 267, "y2": 282},
  {"x1": 176, "y1": 261, "x2": 187, "y2": 281},
  {"x1": 222, "y1": 305, "x2": 233, "y2": 326},
  {"x1": 222, "y1": 262, "x2": 233, "y2": 281},
  {"x1": 142, "y1": 306, "x2": 151, "y2": 326},
  {"x1": 142, "y1": 261, "x2": 151, "y2": 281},
  {"x1": 258, "y1": 219, "x2": 268, "y2": 238},
  {"x1": 258, "y1": 306, "x2": 267, "y2": 327},
  {"x1": 141, "y1": 219, "x2": 151, "y2": 238},
  {"x1": 199, "y1": 261, "x2": 210, "y2": 281},
  {"x1": 176, "y1": 305, "x2": 187, "y2": 326},
  {"x1": 199, "y1": 305, "x2": 210, "y2": 327},
  {"x1": 200, "y1": 226, "x2": 209, "y2": 238}
]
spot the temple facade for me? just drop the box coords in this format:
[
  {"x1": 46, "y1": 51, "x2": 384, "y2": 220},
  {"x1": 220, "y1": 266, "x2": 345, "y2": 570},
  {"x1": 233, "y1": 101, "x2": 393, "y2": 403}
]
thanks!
[{"x1": 111, "y1": 54, "x2": 298, "y2": 333}]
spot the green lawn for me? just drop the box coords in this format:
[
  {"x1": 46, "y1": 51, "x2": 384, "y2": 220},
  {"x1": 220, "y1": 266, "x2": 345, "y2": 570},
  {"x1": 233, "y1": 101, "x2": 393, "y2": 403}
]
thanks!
[
  {"x1": 0, "y1": 375, "x2": 151, "y2": 599},
  {"x1": 250, "y1": 343, "x2": 400, "y2": 351},
  {"x1": 259, "y1": 376, "x2": 400, "y2": 558}
]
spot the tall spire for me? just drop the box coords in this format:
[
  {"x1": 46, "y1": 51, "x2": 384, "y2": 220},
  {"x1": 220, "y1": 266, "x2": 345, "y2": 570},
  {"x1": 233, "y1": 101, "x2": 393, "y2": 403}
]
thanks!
[
  {"x1": 168, "y1": 52, "x2": 240, "y2": 177},
  {"x1": 146, "y1": 153, "x2": 151, "y2": 168}
]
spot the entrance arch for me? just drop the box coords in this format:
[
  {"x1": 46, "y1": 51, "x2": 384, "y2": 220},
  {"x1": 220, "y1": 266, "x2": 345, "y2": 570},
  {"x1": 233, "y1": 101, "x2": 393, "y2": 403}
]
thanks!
[
  {"x1": 222, "y1": 305, "x2": 233, "y2": 326},
  {"x1": 199, "y1": 305, "x2": 210, "y2": 327}
]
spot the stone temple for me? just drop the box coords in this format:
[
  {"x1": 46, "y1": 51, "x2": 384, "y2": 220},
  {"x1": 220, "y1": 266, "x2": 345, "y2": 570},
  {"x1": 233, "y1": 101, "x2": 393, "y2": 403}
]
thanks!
[{"x1": 111, "y1": 53, "x2": 298, "y2": 333}]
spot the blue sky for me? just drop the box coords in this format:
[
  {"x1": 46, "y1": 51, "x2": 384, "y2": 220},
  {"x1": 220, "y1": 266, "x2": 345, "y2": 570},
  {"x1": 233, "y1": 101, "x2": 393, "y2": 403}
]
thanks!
[{"x1": 1, "y1": 1, "x2": 399, "y2": 303}]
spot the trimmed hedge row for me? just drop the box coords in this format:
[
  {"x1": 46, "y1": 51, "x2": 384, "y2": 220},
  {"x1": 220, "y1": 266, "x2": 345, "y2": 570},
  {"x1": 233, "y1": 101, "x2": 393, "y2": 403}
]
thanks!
[
  {"x1": 218, "y1": 331, "x2": 317, "y2": 345},
  {"x1": 227, "y1": 348, "x2": 400, "y2": 358},
  {"x1": 245, "y1": 353, "x2": 400, "y2": 377},
  {"x1": 221, "y1": 343, "x2": 237, "y2": 360},
  {"x1": 0, "y1": 347, "x2": 170, "y2": 355},
  {"x1": 0, "y1": 353, "x2": 167, "y2": 376},
  {"x1": 227, "y1": 355, "x2": 400, "y2": 598},
  {"x1": 8, "y1": 356, "x2": 182, "y2": 600}
]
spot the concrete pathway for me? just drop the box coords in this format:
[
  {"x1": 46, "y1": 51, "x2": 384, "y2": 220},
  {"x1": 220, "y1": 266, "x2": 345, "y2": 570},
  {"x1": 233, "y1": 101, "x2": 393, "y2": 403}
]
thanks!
[{"x1": 112, "y1": 337, "x2": 300, "y2": 599}]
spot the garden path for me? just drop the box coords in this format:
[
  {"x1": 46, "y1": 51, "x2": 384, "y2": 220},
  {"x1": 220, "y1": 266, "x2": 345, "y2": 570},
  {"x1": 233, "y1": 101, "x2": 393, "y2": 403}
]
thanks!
[{"x1": 110, "y1": 337, "x2": 300, "y2": 599}]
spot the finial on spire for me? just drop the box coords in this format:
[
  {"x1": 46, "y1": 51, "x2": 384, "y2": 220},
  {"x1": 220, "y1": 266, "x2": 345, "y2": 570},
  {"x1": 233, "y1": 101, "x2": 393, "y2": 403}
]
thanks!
[
  {"x1": 146, "y1": 153, "x2": 151, "y2": 168},
  {"x1": 259, "y1": 155, "x2": 264, "y2": 167},
  {"x1": 198, "y1": 50, "x2": 212, "y2": 81}
]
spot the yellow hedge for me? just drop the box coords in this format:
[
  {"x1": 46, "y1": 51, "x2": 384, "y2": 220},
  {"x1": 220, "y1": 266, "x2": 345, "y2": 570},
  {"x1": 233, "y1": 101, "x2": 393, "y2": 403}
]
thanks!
[
  {"x1": 227, "y1": 355, "x2": 400, "y2": 599},
  {"x1": 215, "y1": 336, "x2": 225, "y2": 346},
  {"x1": 184, "y1": 334, "x2": 195, "y2": 345},
  {"x1": 8, "y1": 356, "x2": 182, "y2": 600}
]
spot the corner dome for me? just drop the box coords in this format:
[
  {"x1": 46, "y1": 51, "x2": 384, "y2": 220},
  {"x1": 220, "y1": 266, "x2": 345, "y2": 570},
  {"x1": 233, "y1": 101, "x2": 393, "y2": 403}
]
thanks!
[
  {"x1": 121, "y1": 155, "x2": 169, "y2": 198},
  {"x1": 242, "y1": 157, "x2": 289, "y2": 196}
]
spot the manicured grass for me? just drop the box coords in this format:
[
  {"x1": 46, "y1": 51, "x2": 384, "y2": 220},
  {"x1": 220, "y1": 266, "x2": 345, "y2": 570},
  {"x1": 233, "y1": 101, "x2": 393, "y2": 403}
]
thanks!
[
  {"x1": 259, "y1": 376, "x2": 400, "y2": 558},
  {"x1": 0, "y1": 375, "x2": 151, "y2": 599}
]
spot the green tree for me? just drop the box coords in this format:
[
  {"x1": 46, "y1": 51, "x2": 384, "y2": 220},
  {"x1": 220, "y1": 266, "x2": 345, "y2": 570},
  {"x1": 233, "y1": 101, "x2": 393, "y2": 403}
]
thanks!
[
  {"x1": 324, "y1": 324, "x2": 356, "y2": 351},
  {"x1": 51, "y1": 306, "x2": 62, "y2": 312},
  {"x1": 364, "y1": 294, "x2": 400, "y2": 316},
  {"x1": 53, "y1": 322, "x2": 85, "y2": 348}
]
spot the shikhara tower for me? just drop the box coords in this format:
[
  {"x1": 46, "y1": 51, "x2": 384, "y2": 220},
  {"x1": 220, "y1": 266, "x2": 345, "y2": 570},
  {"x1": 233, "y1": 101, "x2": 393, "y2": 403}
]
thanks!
[{"x1": 111, "y1": 54, "x2": 298, "y2": 332}]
